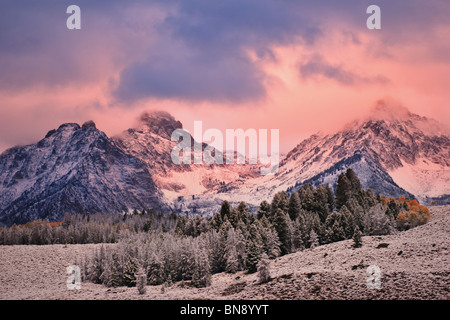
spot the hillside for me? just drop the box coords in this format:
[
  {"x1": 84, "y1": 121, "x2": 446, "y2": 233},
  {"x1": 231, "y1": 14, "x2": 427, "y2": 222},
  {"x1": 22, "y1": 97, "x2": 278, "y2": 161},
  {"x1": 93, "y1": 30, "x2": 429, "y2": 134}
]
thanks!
[{"x1": 0, "y1": 205, "x2": 447, "y2": 300}]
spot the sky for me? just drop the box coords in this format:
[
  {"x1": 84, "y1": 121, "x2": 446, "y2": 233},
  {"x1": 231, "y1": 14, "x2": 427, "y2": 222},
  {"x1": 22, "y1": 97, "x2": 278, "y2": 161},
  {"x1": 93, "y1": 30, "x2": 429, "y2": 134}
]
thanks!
[{"x1": 0, "y1": 0, "x2": 449, "y2": 154}]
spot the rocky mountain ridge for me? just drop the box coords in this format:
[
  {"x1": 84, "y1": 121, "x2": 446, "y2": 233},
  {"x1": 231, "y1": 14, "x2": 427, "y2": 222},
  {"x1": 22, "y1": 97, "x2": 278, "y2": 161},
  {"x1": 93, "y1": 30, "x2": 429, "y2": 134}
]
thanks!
[{"x1": 0, "y1": 105, "x2": 448, "y2": 225}]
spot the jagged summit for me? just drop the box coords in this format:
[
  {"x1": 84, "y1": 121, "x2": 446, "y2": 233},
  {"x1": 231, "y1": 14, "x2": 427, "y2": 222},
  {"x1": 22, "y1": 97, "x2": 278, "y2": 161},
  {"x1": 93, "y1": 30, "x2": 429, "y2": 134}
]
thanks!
[
  {"x1": 0, "y1": 119, "x2": 163, "y2": 226},
  {"x1": 56, "y1": 122, "x2": 81, "y2": 131},
  {"x1": 272, "y1": 104, "x2": 450, "y2": 204}
]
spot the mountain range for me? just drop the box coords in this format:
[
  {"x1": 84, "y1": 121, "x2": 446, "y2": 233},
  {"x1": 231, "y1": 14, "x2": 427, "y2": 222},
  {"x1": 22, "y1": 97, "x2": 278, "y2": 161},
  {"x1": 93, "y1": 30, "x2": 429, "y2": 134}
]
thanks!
[{"x1": 0, "y1": 102, "x2": 449, "y2": 225}]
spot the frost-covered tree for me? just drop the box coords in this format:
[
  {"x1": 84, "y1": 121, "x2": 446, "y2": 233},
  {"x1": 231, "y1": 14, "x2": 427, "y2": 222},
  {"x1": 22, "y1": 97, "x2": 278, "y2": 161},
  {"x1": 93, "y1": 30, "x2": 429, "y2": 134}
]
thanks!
[
  {"x1": 257, "y1": 253, "x2": 271, "y2": 284},
  {"x1": 225, "y1": 228, "x2": 239, "y2": 273},
  {"x1": 136, "y1": 266, "x2": 147, "y2": 295},
  {"x1": 100, "y1": 250, "x2": 121, "y2": 287},
  {"x1": 234, "y1": 228, "x2": 247, "y2": 270},
  {"x1": 346, "y1": 197, "x2": 365, "y2": 232},
  {"x1": 260, "y1": 226, "x2": 281, "y2": 259},
  {"x1": 324, "y1": 206, "x2": 354, "y2": 243},
  {"x1": 363, "y1": 203, "x2": 395, "y2": 235},
  {"x1": 225, "y1": 246, "x2": 239, "y2": 273},
  {"x1": 123, "y1": 256, "x2": 139, "y2": 287},
  {"x1": 298, "y1": 184, "x2": 315, "y2": 212},
  {"x1": 208, "y1": 227, "x2": 227, "y2": 273},
  {"x1": 291, "y1": 219, "x2": 304, "y2": 251},
  {"x1": 178, "y1": 239, "x2": 196, "y2": 281},
  {"x1": 257, "y1": 200, "x2": 271, "y2": 220},
  {"x1": 309, "y1": 230, "x2": 319, "y2": 249},
  {"x1": 147, "y1": 251, "x2": 165, "y2": 285},
  {"x1": 192, "y1": 242, "x2": 211, "y2": 288},
  {"x1": 87, "y1": 246, "x2": 106, "y2": 284},
  {"x1": 246, "y1": 224, "x2": 263, "y2": 273},
  {"x1": 273, "y1": 208, "x2": 292, "y2": 255},
  {"x1": 352, "y1": 226, "x2": 363, "y2": 248}
]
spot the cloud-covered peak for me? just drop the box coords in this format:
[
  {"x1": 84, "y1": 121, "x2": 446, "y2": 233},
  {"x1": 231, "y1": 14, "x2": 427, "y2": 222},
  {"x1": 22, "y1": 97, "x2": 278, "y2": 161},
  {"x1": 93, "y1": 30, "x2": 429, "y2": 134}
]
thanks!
[{"x1": 137, "y1": 110, "x2": 183, "y2": 140}]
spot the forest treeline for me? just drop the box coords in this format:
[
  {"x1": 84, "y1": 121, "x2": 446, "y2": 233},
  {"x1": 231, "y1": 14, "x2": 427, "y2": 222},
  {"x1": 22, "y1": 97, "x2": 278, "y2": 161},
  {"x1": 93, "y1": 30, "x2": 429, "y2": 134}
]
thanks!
[{"x1": 0, "y1": 169, "x2": 431, "y2": 288}]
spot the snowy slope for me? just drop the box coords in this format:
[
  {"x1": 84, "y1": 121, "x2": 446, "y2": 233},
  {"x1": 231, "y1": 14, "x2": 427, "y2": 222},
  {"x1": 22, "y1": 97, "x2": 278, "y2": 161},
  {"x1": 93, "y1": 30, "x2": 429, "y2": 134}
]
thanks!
[
  {"x1": 112, "y1": 111, "x2": 259, "y2": 204},
  {"x1": 389, "y1": 159, "x2": 450, "y2": 201}
]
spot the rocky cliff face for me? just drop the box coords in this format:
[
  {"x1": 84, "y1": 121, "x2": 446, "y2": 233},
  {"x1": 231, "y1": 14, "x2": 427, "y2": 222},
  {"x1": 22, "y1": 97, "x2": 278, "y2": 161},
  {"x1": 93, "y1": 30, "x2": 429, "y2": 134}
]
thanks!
[{"x1": 0, "y1": 121, "x2": 163, "y2": 226}]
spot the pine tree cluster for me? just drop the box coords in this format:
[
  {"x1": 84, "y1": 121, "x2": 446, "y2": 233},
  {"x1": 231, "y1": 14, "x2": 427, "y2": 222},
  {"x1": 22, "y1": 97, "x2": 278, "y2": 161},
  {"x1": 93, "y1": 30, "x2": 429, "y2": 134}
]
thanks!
[{"x1": 0, "y1": 209, "x2": 178, "y2": 245}]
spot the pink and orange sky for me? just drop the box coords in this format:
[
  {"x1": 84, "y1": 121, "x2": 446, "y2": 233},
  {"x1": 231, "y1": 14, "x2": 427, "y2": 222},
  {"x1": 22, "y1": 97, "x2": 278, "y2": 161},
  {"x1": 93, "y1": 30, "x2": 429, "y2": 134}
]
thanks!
[{"x1": 1, "y1": 0, "x2": 449, "y2": 154}]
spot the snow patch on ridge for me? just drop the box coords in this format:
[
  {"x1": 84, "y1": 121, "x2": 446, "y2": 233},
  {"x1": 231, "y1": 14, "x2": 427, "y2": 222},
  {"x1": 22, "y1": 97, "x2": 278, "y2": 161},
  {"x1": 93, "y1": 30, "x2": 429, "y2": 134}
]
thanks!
[{"x1": 389, "y1": 159, "x2": 450, "y2": 200}]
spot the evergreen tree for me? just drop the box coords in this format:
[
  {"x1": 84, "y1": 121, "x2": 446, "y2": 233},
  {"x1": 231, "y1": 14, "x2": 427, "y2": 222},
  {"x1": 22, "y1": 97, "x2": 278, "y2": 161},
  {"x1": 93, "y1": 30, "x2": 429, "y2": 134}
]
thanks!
[
  {"x1": 288, "y1": 192, "x2": 301, "y2": 221},
  {"x1": 147, "y1": 252, "x2": 165, "y2": 285},
  {"x1": 325, "y1": 184, "x2": 335, "y2": 213},
  {"x1": 220, "y1": 200, "x2": 231, "y2": 220},
  {"x1": 100, "y1": 250, "x2": 121, "y2": 287},
  {"x1": 260, "y1": 225, "x2": 281, "y2": 259},
  {"x1": 207, "y1": 230, "x2": 226, "y2": 273},
  {"x1": 224, "y1": 227, "x2": 246, "y2": 273},
  {"x1": 257, "y1": 253, "x2": 271, "y2": 284},
  {"x1": 88, "y1": 246, "x2": 106, "y2": 284},
  {"x1": 225, "y1": 246, "x2": 239, "y2": 273},
  {"x1": 298, "y1": 184, "x2": 315, "y2": 212},
  {"x1": 335, "y1": 172, "x2": 352, "y2": 209},
  {"x1": 257, "y1": 201, "x2": 271, "y2": 220},
  {"x1": 236, "y1": 201, "x2": 252, "y2": 226},
  {"x1": 192, "y1": 243, "x2": 211, "y2": 288},
  {"x1": 235, "y1": 228, "x2": 247, "y2": 271},
  {"x1": 270, "y1": 191, "x2": 289, "y2": 217},
  {"x1": 386, "y1": 199, "x2": 400, "y2": 220},
  {"x1": 352, "y1": 226, "x2": 363, "y2": 248},
  {"x1": 123, "y1": 256, "x2": 139, "y2": 287},
  {"x1": 235, "y1": 219, "x2": 249, "y2": 239},
  {"x1": 314, "y1": 185, "x2": 331, "y2": 223},
  {"x1": 210, "y1": 212, "x2": 222, "y2": 232},
  {"x1": 336, "y1": 205, "x2": 355, "y2": 239},
  {"x1": 309, "y1": 230, "x2": 319, "y2": 249},
  {"x1": 300, "y1": 211, "x2": 324, "y2": 246},
  {"x1": 346, "y1": 168, "x2": 362, "y2": 194},
  {"x1": 179, "y1": 240, "x2": 195, "y2": 280},
  {"x1": 246, "y1": 224, "x2": 263, "y2": 273},
  {"x1": 110, "y1": 252, "x2": 122, "y2": 287},
  {"x1": 273, "y1": 208, "x2": 292, "y2": 255},
  {"x1": 324, "y1": 210, "x2": 348, "y2": 243},
  {"x1": 227, "y1": 208, "x2": 239, "y2": 229},
  {"x1": 136, "y1": 266, "x2": 147, "y2": 295},
  {"x1": 291, "y1": 219, "x2": 304, "y2": 251},
  {"x1": 174, "y1": 216, "x2": 187, "y2": 235},
  {"x1": 346, "y1": 197, "x2": 365, "y2": 232}
]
